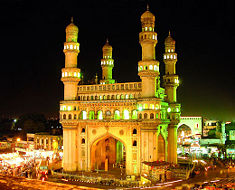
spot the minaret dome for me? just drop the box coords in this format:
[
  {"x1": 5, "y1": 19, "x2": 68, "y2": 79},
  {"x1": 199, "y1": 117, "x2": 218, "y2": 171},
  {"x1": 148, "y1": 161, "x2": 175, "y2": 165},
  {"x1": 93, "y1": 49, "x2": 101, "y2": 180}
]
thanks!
[
  {"x1": 66, "y1": 17, "x2": 79, "y2": 42},
  {"x1": 141, "y1": 6, "x2": 155, "y2": 29},
  {"x1": 102, "y1": 39, "x2": 112, "y2": 59},
  {"x1": 165, "y1": 31, "x2": 175, "y2": 46}
]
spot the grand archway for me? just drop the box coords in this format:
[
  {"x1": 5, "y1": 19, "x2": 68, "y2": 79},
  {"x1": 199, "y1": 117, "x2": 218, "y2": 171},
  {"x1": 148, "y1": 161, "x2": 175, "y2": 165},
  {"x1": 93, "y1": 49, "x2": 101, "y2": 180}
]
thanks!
[
  {"x1": 90, "y1": 136, "x2": 126, "y2": 171},
  {"x1": 158, "y1": 134, "x2": 165, "y2": 161},
  {"x1": 177, "y1": 124, "x2": 192, "y2": 138}
]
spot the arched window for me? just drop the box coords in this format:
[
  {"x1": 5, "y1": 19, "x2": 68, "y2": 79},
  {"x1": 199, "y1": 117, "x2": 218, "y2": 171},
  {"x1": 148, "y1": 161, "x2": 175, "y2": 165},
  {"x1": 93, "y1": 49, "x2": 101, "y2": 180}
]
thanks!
[
  {"x1": 99, "y1": 95, "x2": 102, "y2": 100},
  {"x1": 89, "y1": 111, "x2": 95, "y2": 120},
  {"x1": 149, "y1": 65, "x2": 153, "y2": 70},
  {"x1": 103, "y1": 95, "x2": 106, "y2": 100},
  {"x1": 111, "y1": 95, "x2": 115, "y2": 100},
  {"x1": 95, "y1": 96, "x2": 98, "y2": 100},
  {"x1": 144, "y1": 113, "x2": 148, "y2": 119},
  {"x1": 133, "y1": 129, "x2": 137, "y2": 134},
  {"x1": 150, "y1": 104, "x2": 154, "y2": 109},
  {"x1": 68, "y1": 114, "x2": 72, "y2": 119},
  {"x1": 132, "y1": 110, "x2": 138, "y2": 119},
  {"x1": 116, "y1": 94, "x2": 120, "y2": 99},
  {"x1": 91, "y1": 96, "x2": 94, "y2": 100},
  {"x1": 81, "y1": 128, "x2": 85, "y2": 133},
  {"x1": 125, "y1": 94, "x2": 129, "y2": 99},
  {"x1": 63, "y1": 114, "x2": 66, "y2": 120},
  {"x1": 74, "y1": 114, "x2": 77, "y2": 119},
  {"x1": 133, "y1": 140, "x2": 137, "y2": 146},
  {"x1": 107, "y1": 95, "x2": 110, "y2": 100},
  {"x1": 81, "y1": 138, "x2": 85, "y2": 144},
  {"x1": 155, "y1": 104, "x2": 159, "y2": 110},
  {"x1": 114, "y1": 110, "x2": 120, "y2": 120},
  {"x1": 143, "y1": 104, "x2": 148, "y2": 109},
  {"x1": 150, "y1": 113, "x2": 154, "y2": 119},
  {"x1": 139, "y1": 113, "x2": 142, "y2": 119},
  {"x1": 130, "y1": 94, "x2": 134, "y2": 99},
  {"x1": 82, "y1": 111, "x2": 87, "y2": 120},
  {"x1": 121, "y1": 94, "x2": 124, "y2": 100},
  {"x1": 97, "y1": 110, "x2": 103, "y2": 120},
  {"x1": 156, "y1": 113, "x2": 159, "y2": 119},
  {"x1": 123, "y1": 110, "x2": 129, "y2": 120},
  {"x1": 106, "y1": 110, "x2": 111, "y2": 116}
]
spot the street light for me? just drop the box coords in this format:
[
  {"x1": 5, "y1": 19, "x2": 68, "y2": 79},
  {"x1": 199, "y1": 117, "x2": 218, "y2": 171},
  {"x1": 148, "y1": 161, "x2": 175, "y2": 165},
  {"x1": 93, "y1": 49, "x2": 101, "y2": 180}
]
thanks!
[{"x1": 17, "y1": 138, "x2": 21, "y2": 142}]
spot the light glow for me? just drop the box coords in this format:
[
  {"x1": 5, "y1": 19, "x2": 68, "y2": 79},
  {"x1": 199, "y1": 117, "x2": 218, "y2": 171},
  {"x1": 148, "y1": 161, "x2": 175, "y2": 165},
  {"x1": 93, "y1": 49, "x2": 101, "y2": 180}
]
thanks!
[{"x1": 123, "y1": 110, "x2": 129, "y2": 119}]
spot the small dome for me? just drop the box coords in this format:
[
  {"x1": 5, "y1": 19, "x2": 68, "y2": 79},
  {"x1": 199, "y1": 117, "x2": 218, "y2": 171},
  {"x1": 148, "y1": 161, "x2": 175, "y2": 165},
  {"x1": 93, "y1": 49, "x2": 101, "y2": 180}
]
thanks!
[
  {"x1": 102, "y1": 39, "x2": 112, "y2": 50},
  {"x1": 165, "y1": 31, "x2": 175, "y2": 45},
  {"x1": 141, "y1": 11, "x2": 155, "y2": 21},
  {"x1": 141, "y1": 5, "x2": 155, "y2": 24},
  {"x1": 66, "y1": 17, "x2": 78, "y2": 33}
]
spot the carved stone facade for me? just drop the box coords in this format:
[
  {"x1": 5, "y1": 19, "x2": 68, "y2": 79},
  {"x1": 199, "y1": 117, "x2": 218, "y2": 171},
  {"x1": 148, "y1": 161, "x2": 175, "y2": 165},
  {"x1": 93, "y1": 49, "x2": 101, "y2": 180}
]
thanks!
[{"x1": 60, "y1": 7, "x2": 181, "y2": 176}]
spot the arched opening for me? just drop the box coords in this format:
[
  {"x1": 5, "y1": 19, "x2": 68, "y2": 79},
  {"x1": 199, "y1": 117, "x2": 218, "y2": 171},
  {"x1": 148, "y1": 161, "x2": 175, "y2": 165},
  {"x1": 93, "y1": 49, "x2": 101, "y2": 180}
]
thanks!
[
  {"x1": 82, "y1": 138, "x2": 85, "y2": 144},
  {"x1": 133, "y1": 128, "x2": 137, "y2": 134},
  {"x1": 158, "y1": 134, "x2": 165, "y2": 161},
  {"x1": 89, "y1": 111, "x2": 95, "y2": 120},
  {"x1": 114, "y1": 110, "x2": 120, "y2": 120},
  {"x1": 132, "y1": 110, "x2": 138, "y2": 119},
  {"x1": 133, "y1": 140, "x2": 137, "y2": 146},
  {"x1": 90, "y1": 136, "x2": 126, "y2": 173},
  {"x1": 105, "y1": 110, "x2": 111, "y2": 119},
  {"x1": 97, "y1": 110, "x2": 103, "y2": 120},
  {"x1": 123, "y1": 110, "x2": 129, "y2": 120},
  {"x1": 177, "y1": 124, "x2": 192, "y2": 146},
  {"x1": 81, "y1": 111, "x2": 87, "y2": 120},
  {"x1": 144, "y1": 113, "x2": 148, "y2": 119}
]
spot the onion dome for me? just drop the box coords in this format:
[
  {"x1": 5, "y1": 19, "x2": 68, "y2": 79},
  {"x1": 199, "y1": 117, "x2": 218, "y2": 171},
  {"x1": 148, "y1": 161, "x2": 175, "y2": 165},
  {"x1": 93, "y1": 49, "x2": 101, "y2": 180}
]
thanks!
[
  {"x1": 65, "y1": 17, "x2": 78, "y2": 42},
  {"x1": 102, "y1": 39, "x2": 112, "y2": 50},
  {"x1": 102, "y1": 39, "x2": 112, "y2": 58},
  {"x1": 141, "y1": 4, "x2": 155, "y2": 27},
  {"x1": 66, "y1": 17, "x2": 78, "y2": 33},
  {"x1": 165, "y1": 31, "x2": 175, "y2": 46}
]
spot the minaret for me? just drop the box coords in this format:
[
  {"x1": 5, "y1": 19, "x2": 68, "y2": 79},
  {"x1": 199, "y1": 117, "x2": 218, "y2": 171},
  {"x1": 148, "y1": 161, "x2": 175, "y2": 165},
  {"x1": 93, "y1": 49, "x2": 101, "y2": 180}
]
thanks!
[
  {"x1": 138, "y1": 5, "x2": 160, "y2": 98},
  {"x1": 163, "y1": 31, "x2": 179, "y2": 103},
  {"x1": 100, "y1": 39, "x2": 115, "y2": 84},
  {"x1": 61, "y1": 17, "x2": 81, "y2": 100},
  {"x1": 163, "y1": 31, "x2": 181, "y2": 164}
]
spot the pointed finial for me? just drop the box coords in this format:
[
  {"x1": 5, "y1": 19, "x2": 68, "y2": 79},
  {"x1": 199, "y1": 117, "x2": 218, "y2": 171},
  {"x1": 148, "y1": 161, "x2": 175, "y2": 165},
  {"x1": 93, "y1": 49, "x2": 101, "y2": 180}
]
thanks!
[
  {"x1": 169, "y1": 30, "x2": 171, "y2": 36},
  {"x1": 71, "y1": 17, "x2": 74, "y2": 23},
  {"x1": 147, "y1": 4, "x2": 149, "y2": 11},
  {"x1": 106, "y1": 38, "x2": 109, "y2": 44}
]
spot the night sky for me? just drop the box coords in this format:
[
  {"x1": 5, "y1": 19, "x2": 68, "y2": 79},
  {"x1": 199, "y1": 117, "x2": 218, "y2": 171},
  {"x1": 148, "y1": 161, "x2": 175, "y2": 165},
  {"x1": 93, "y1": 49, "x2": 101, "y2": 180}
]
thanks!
[{"x1": 0, "y1": 0, "x2": 234, "y2": 121}]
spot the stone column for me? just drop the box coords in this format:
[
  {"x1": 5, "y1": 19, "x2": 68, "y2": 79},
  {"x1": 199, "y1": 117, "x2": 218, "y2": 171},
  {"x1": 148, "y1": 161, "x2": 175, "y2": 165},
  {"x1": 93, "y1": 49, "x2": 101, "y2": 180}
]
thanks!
[
  {"x1": 167, "y1": 125, "x2": 177, "y2": 163},
  {"x1": 63, "y1": 125, "x2": 77, "y2": 171}
]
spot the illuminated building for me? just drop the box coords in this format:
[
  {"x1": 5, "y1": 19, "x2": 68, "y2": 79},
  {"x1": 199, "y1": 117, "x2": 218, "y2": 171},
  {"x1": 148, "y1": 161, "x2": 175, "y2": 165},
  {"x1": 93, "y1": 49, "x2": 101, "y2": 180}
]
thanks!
[
  {"x1": 225, "y1": 122, "x2": 234, "y2": 158},
  {"x1": 34, "y1": 133, "x2": 63, "y2": 151},
  {"x1": 60, "y1": 7, "x2": 181, "y2": 176}
]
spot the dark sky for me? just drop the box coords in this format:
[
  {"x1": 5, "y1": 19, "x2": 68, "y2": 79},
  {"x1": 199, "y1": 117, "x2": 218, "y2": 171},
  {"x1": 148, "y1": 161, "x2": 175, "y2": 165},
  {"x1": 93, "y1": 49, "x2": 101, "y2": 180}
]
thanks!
[{"x1": 0, "y1": 0, "x2": 234, "y2": 121}]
